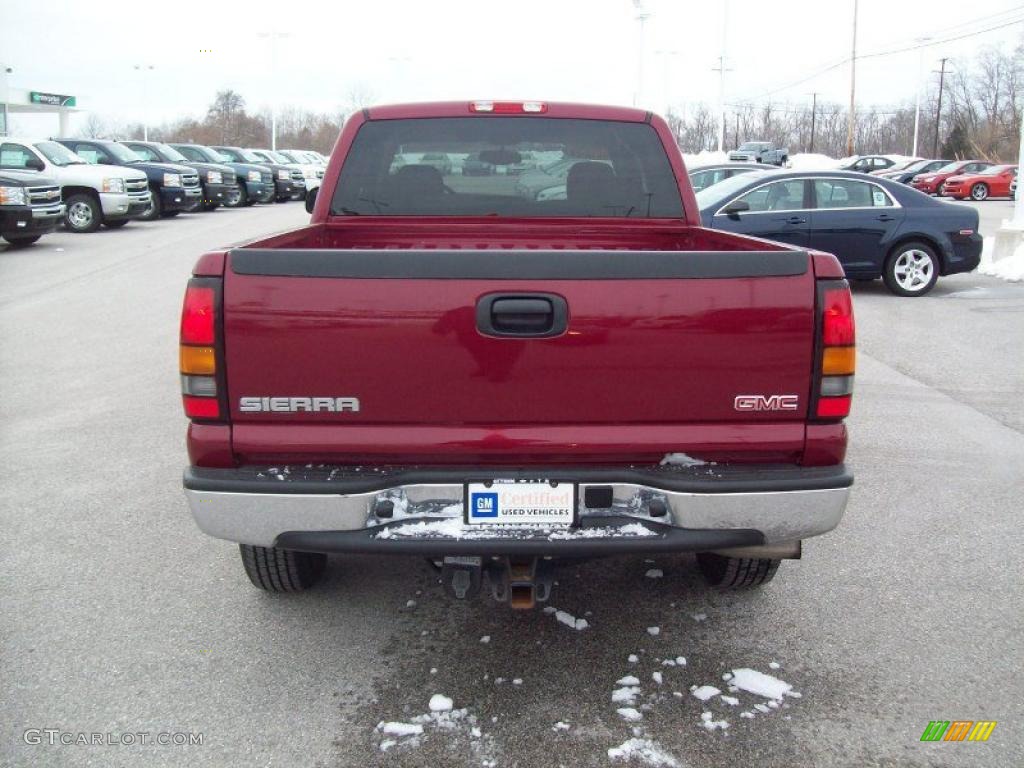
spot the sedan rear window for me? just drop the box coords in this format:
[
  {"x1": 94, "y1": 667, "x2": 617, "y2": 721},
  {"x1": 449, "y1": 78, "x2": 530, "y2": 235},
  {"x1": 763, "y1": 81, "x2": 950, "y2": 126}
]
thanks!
[{"x1": 331, "y1": 117, "x2": 684, "y2": 218}]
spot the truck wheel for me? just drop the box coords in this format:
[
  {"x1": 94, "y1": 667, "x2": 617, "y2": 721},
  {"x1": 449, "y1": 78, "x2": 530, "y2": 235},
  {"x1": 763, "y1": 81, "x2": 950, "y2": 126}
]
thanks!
[
  {"x1": 65, "y1": 193, "x2": 102, "y2": 233},
  {"x1": 697, "y1": 553, "x2": 780, "y2": 589},
  {"x1": 226, "y1": 185, "x2": 247, "y2": 208},
  {"x1": 2, "y1": 234, "x2": 42, "y2": 247},
  {"x1": 883, "y1": 241, "x2": 939, "y2": 297},
  {"x1": 139, "y1": 188, "x2": 162, "y2": 221},
  {"x1": 970, "y1": 183, "x2": 989, "y2": 201},
  {"x1": 239, "y1": 544, "x2": 326, "y2": 592},
  {"x1": 103, "y1": 220, "x2": 129, "y2": 229}
]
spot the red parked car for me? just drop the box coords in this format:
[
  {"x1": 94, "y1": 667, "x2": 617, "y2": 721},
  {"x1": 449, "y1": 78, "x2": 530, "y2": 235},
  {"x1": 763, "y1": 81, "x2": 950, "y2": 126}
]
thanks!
[
  {"x1": 910, "y1": 160, "x2": 990, "y2": 195},
  {"x1": 940, "y1": 164, "x2": 1018, "y2": 201},
  {"x1": 180, "y1": 101, "x2": 855, "y2": 606}
]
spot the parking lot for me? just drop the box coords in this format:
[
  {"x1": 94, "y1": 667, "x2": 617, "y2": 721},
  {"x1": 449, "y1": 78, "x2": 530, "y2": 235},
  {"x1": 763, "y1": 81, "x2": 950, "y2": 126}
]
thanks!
[{"x1": 1, "y1": 200, "x2": 1022, "y2": 767}]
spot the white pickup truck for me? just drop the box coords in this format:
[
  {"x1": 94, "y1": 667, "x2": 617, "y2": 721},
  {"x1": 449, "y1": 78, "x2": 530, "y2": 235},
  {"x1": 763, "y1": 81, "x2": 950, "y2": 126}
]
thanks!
[
  {"x1": 729, "y1": 141, "x2": 789, "y2": 166},
  {"x1": 0, "y1": 138, "x2": 151, "y2": 232}
]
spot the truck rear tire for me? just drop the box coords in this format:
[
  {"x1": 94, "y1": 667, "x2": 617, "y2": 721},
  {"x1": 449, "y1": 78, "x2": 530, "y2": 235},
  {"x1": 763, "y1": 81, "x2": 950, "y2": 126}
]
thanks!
[
  {"x1": 697, "y1": 553, "x2": 780, "y2": 589},
  {"x1": 239, "y1": 544, "x2": 326, "y2": 592}
]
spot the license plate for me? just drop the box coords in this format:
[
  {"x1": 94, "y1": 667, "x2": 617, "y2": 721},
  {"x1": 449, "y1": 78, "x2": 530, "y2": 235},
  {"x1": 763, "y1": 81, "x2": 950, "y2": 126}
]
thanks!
[{"x1": 465, "y1": 480, "x2": 575, "y2": 525}]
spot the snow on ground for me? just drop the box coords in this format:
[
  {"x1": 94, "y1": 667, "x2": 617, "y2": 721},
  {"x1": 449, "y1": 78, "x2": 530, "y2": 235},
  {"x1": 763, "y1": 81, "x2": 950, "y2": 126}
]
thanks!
[
  {"x1": 607, "y1": 737, "x2": 680, "y2": 767},
  {"x1": 728, "y1": 668, "x2": 798, "y2": 700},
  {"x1": 552, "y1": 609, "x2": 589, "y2": 631},
  {"x1": 979, "y1": 236, "x2": 1024, "y2": 282},
  {"x1": 647, "y1": 626, "x2": 660, "y2": 636},
  {"x1": 690, "y1": 685, "x2": 721, "y2": 702},
  {"x1": 612, "y1": 686, "x2": 641, "y2": 704},
  {"x1": 617, "y1": 707, "x2": 644, "y2": 722},
  {"x1": 628, "y1": 654, "x2": 639, "y2": 663},
  {"x1": 429, "y1": 694, "x2": 453, "y2": 712},
  {"x1": 700, "y1": 711, "x2": 730, "y2": 731},
  {"x1": 645, "y1": 568, "x2": 664, "y2": 579},
  {"x1": 617, "y1": 675, "x2": 641, "y2": 686},
  {"x1": 377, "y1": 696, "x2": 497, "y2": 761},
  {"x1": 379, "y1": 721, "x2": 423, "y2": 737}
]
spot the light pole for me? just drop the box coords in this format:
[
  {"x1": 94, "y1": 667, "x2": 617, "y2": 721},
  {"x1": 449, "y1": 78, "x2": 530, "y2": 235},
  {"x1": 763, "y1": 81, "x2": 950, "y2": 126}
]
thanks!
[
  {"x1": 911, "y1": 37, "x2": 931, "y2": 157},
  {"x1": 258, "y1": 32, "x2": 291, "y2": 150},
  {"x1": 632, "y1": 0, "x2": 651, "y2": 107},
  {"x1": 134, "y1": 64, "x2": 154, "y2": 141},
  {"x1": 0, "y1": 63, "x2": 11, "y2": 137},
  {"x1": 845, "y1": 0, "x2": 858, "y2": 157},
  {"x1": 714, "y1": 0, "x2": 731, "y2": 153}
]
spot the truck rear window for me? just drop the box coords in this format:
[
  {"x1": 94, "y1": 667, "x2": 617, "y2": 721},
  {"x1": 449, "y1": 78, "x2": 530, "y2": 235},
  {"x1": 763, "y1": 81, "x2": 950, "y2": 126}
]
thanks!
[{"x1": 331, "y1": 117, "x2": 684, "y2": 218}]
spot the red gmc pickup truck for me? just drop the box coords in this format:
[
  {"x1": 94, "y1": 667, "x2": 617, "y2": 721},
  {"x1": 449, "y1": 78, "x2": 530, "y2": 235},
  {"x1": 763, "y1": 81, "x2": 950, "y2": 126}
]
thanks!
[{"x1": 180, "y1": 101, "x2": 855, "y2": 608}]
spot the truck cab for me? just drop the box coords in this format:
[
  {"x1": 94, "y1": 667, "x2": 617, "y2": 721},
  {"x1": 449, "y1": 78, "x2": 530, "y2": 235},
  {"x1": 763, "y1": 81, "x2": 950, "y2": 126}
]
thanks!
[
  {"x1": 121, "y1": 141, "x2": 239, "y2": 211},
  {"x1": 0, "y1": 169, "x2": 64, "y2": 246},
  {"x1": 0, "y1": 138, "x2": 150, "y2": 233},
  {"x1": 54, "y1": 139, "x2": 201, "y2": 220}
]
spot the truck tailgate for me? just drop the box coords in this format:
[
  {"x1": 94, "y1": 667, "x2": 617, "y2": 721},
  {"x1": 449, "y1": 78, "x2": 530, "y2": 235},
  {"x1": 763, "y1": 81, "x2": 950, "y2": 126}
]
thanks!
[{"x1": 223, "y1": 247, "x2": 816, "y2": 464}]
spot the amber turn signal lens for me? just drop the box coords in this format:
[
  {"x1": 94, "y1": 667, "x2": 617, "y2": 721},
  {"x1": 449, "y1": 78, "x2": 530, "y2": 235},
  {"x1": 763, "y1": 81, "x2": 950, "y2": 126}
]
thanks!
[
  {"x1": 822, "y1": 346, "x2": 856, "y2": 376},
  {"x1": 180, "y1": 345, "x2": 216, "y2": 375}
]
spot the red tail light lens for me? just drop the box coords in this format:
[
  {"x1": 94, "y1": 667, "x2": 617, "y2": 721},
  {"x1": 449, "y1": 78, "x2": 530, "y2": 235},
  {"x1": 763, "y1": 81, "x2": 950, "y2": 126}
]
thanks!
[
  {"x1": 183, "y1": 395, "x2": 220, "y2": 419},
  {"x1": 180, "y1": 278, "x2": 223, "y2": 421},
  {"x1": 822, "y1": 287, "x2": 855, "y2": 346},
  {"x1": 816, "y1": 395, "x2": 852, "y2": 419},
  {"x1": 815, "y1": 280, "x2": 855, "y2": 422},
  {"x1": 181, "y1": 285, "x2": 215, "y2": 345}
]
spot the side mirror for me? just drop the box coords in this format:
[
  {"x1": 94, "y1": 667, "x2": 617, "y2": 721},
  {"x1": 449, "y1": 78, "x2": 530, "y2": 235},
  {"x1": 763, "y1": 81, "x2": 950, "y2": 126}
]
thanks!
[
  {"x1": 26, "y1": 157, "x2": 45, "y2": 172},
  {"x1": 304, "y1": 187, "x2": 317, "y2": 214},
  {"x1": 721, "y1": 200, "x2": 750, "y2": 217}
]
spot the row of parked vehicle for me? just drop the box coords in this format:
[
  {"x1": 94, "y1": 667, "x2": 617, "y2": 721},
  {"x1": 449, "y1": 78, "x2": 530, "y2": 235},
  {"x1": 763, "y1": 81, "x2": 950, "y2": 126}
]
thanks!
[
  {"x1": 0, "y1": 137, "x2": 328, "y2": 246},
  {"x1": 687, "y1": 159, "x2": 991, "y2": 296}
]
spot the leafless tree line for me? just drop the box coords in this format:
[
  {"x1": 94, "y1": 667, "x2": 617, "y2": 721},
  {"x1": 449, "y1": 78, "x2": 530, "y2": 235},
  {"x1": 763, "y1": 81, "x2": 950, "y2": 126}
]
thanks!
[
  {"x1": 80, "y1": 87, "x2": 376, "y2": 153},
  {"x1": 669, "y1": 43, "x2": 1023, "y2": 161}
]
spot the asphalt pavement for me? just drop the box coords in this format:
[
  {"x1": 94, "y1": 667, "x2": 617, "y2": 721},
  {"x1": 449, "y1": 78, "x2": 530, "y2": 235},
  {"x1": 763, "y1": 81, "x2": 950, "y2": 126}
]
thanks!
[{"x1": 2, "y1": 200, "x2": 1021, "y2": 768}]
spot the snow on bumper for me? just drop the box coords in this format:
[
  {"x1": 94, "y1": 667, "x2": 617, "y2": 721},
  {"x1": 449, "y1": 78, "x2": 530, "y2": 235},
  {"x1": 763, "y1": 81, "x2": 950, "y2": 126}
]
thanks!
[{"x1": 183, "y1": 465, "x2": 851, "y2": 553}]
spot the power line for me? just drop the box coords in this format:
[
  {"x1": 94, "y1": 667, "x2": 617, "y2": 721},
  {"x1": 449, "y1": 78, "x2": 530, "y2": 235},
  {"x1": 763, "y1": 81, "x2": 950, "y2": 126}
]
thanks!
[{"x1": 733, "y1": 11, "x2": 1024, "y2": 103}]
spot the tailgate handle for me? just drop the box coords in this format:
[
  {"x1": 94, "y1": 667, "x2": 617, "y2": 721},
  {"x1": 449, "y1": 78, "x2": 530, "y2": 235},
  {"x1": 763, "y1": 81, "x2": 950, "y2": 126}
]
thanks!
[{"x1": 477, "y1": 293, "x2": 568, "y2": 338}]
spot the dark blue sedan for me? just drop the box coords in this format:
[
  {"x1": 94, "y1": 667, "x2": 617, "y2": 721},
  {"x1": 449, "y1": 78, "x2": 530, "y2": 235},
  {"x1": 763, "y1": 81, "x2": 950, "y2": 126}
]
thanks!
[{"x1": 695, "y1": 170, "x2": 983, "y2": 296}]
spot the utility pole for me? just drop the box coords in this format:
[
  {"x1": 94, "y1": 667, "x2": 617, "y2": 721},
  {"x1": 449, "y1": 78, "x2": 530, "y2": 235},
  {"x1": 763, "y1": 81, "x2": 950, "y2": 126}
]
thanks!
[
  {"x1": 912, "y1": 37, "x2": 931, "y2": 156},
  {"x1": 932, "y1": 58, "x2": 949, "y2": 158},
  {"x1": 808, "y1": 92, "x2": 818, "y2": 153},
  {"x1": 845, "y1": 0, "x2": 858, "y2": 157}
]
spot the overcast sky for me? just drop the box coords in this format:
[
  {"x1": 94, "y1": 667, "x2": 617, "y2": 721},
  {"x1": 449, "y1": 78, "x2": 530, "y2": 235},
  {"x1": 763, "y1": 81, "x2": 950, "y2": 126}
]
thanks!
[{"x1": 1, "y1": 0, "x2": 1022, "y2": 137}]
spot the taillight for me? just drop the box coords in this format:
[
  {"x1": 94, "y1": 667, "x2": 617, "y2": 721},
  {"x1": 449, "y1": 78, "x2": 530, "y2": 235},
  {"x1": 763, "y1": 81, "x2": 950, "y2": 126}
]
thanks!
[
  {"x1": 814, "y1": 280, "x2": 855, "y2": 420},
  {"x1": 180, "y1": 278, "x2": 224, "y2": 421}
]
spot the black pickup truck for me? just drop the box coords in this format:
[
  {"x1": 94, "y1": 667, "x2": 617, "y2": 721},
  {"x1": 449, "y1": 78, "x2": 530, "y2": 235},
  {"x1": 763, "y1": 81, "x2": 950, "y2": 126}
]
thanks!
[
  {"x1": 212, "y1": 146, "x2": 304, "y2": 202},
  {"x1": 121, "y1": 141, "x2": 238, "y2": 212},
  {"x1": 54, "y1": 139, "x2": 202, "y2": 220},
  {"x1": 169, "y1": 144, "x2": 276, "y2": 207},
  {"x1": 0, "y1": 170, "x2": 64, "y2": 246}
]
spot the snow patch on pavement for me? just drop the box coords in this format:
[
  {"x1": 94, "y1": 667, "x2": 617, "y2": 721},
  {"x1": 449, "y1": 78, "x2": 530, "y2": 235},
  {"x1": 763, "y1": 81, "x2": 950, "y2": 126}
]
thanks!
[
  {"x1": 728, "y1": 668, "x2": 797, "y2": 700},
  {"x1": 608, "y1": 738, "x2": 680, "y2": 767},
  {"x1": 690, "y1": 685, "x2": 721, "y2": 702}
]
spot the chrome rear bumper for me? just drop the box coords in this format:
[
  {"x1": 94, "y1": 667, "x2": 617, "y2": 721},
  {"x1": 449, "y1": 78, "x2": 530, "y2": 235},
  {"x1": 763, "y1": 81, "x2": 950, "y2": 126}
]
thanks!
[{"x1": 184, "y1": 465, "x2": 851, "y2": 552}]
